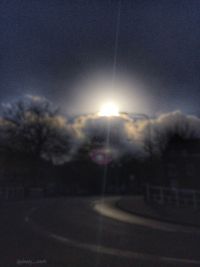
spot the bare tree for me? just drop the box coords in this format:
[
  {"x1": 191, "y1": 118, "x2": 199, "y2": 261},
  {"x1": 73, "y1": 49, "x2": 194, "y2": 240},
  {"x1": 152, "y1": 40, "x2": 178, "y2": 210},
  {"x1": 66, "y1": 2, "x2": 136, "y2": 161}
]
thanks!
[
  {"x1": 0, "y1": 96, "x2": 74, "y2": 164},
  {"x1": 143, "y1": 118, "x2": 198, "y2": 158}
]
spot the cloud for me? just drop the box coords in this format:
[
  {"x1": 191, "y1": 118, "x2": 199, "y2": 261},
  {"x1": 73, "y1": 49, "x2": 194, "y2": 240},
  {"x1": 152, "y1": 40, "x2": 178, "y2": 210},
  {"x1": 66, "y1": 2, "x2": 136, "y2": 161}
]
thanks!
[
  {"x1": 147, "y1": 110, "x2": 200, "y2": 139},
  {"x1": 71, "y1": 113, "x2": 146, "y2": 158},
  {"x1": 71, "y1": 110, "x2": 200, "y2": 159},
  {"x1": 2, "y1": 95, "x2": 200, "y2": 163}
]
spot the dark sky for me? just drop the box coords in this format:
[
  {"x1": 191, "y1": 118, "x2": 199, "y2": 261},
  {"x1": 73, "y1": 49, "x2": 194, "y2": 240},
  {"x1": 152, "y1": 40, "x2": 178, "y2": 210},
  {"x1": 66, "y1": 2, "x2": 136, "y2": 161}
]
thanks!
[{"x1": 0, "y1": 0, "x2": 200, "y2": 115}]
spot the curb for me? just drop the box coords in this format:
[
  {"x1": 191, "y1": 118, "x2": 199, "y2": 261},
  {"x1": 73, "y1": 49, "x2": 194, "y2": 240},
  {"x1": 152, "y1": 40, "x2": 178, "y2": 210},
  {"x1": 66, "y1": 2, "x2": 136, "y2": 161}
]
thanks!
[{"x1": 116, "y1": 197, "x2": 200, "y2": 229}]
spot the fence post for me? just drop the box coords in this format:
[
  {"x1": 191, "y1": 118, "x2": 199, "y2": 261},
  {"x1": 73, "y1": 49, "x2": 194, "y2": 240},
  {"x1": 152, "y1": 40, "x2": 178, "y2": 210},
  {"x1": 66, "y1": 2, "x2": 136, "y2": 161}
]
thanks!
[
  {"x1": 159, "y1": 187, "x2": 164, "y2": 204},
  {"x1": 174, "y1": 188, "x2": 179, "y2": 207},
  {"x1": 193, "y1": 190, "x2": 197, "y2": 209},
  {"x1": 146, "y1": 184, "x2": 150, "y2": 202}
]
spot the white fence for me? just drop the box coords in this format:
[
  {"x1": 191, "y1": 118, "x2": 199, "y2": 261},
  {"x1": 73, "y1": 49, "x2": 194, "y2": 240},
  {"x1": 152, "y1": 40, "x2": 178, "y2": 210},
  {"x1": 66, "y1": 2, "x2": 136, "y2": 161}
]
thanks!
[
  {"x1": 0, "y1": 187, "x2": 25, "y2": 200},
  {"x1": 0, "y1": 186, "x2": 47, "y2": 200},
  {"x1": 145, "y1": 184, "x2": 200, "y2": 209}
]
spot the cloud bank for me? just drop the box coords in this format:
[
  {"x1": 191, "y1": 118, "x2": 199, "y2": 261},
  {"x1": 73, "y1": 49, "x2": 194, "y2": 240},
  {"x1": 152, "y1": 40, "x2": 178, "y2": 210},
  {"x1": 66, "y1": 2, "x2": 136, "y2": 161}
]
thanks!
[
  {"x1": 1, "y1": 96, "x2": 200, "y2": 164},
  {"x1": 71, "y1": 110, "x2": 200, "y2": 159}
]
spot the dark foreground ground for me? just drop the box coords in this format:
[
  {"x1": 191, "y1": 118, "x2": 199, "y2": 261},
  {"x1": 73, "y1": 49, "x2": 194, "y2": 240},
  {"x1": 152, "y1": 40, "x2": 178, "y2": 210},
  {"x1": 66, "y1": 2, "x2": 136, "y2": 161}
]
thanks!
[{"x1": 1, "y1": 196, "x2": 200, "y2": 267}]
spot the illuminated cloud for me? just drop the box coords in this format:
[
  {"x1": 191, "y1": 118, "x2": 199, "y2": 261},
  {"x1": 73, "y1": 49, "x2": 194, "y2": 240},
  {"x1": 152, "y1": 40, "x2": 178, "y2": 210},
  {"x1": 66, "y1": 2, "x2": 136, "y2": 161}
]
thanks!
[
  {"x1": 2, "y1": 95, "x2": 200, "y2": 163},
  {"x1": 72, "y1": 110, "x2": 200, "y2": 159},
  {"x1": 72, "y1": 113, "x2": 145, "y2": 158}
]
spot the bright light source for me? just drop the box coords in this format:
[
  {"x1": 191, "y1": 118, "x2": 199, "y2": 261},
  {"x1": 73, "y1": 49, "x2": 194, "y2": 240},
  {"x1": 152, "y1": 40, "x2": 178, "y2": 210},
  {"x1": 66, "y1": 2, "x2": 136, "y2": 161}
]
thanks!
[{"x1": 98, "y1": 102, "x2": 119, "y2": 117}]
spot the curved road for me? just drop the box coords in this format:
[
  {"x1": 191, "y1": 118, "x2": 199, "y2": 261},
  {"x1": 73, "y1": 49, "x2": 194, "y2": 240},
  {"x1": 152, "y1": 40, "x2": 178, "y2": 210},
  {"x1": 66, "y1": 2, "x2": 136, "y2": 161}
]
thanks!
[{"x1": 1, "y1": 197, "x2": 200, "y2": 267}]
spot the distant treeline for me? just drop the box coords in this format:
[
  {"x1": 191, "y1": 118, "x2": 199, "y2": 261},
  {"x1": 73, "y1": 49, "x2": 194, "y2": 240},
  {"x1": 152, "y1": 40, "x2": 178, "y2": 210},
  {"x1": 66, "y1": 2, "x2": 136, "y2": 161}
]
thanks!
[{"x1": 0, "y1": 95, "x2": 200, "y2": 192}]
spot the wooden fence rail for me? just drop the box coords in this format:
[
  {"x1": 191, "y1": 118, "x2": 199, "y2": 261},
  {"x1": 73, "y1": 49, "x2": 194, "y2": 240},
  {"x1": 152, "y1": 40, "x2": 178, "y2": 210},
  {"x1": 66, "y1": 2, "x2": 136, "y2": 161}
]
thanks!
[{"x1": 145, "y1": 184, "x2": 200, "y2": 209}]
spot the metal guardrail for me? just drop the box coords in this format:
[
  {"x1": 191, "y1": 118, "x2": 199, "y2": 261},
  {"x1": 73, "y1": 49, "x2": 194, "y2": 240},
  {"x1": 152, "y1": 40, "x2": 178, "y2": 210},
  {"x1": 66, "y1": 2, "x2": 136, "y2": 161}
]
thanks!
[{"x1": 145, "y1": 184, "x2": 200, "y2": 209}]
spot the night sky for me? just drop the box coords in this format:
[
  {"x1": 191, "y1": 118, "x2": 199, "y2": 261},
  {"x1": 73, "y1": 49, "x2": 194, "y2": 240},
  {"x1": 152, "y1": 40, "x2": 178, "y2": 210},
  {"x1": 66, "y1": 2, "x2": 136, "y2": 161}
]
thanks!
[{"x1": 0, "y1": 0, "x2": 200, "y2": 115}]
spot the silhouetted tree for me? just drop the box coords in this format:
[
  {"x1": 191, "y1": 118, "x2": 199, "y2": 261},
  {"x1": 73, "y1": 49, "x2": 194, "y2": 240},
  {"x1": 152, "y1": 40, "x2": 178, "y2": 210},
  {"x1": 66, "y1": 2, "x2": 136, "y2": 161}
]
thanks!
[
  {"x1": 0, "y1": 96, "x2": 75, "y2": 185},
  {"x1": 143, "y1": 119, "x2": 197, "y2": 158}
]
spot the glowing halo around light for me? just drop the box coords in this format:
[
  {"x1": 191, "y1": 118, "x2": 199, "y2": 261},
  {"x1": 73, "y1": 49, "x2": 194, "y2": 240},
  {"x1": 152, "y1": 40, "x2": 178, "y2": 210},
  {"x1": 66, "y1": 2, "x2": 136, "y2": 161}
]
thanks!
[{"x1": 98, "y1": 102, "x2": 119, "y2": 117}]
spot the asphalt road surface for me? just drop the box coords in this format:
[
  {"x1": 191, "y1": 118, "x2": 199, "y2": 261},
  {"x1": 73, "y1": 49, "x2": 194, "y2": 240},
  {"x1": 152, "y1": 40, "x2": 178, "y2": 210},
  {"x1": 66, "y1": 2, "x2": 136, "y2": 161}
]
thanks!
[{"x1": 1, "y1": 196, "x2": 200, "y2": 267}]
